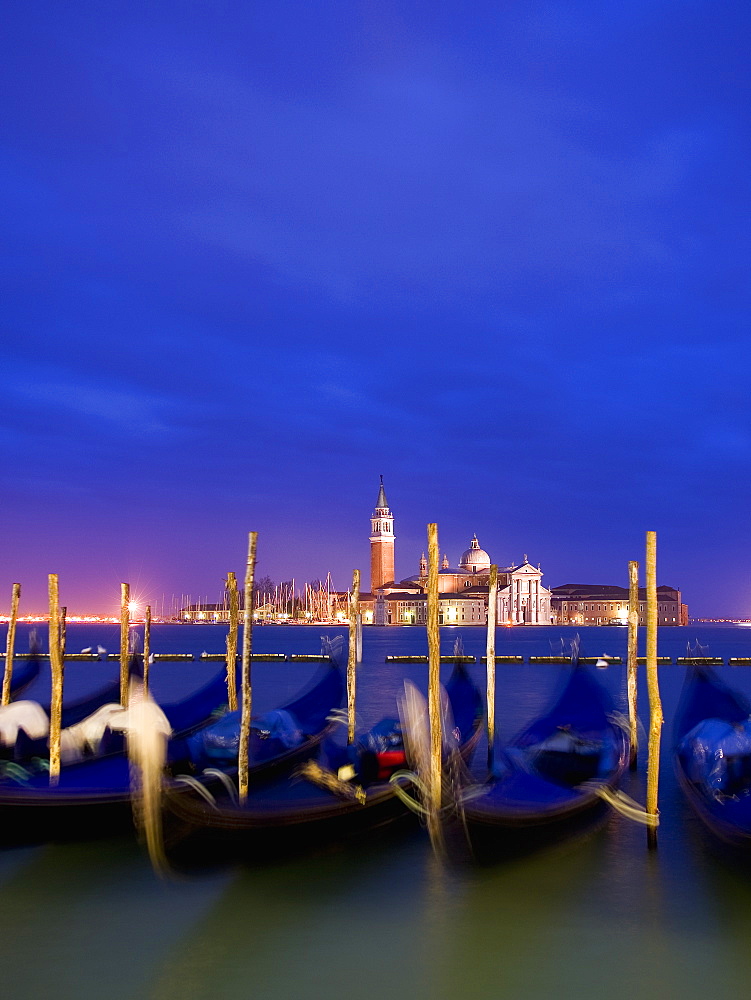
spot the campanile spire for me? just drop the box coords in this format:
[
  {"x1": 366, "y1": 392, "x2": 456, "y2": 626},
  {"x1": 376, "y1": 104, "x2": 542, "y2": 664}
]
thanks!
[{"x1": 370, "y1": 476, "x2": 395, "y2": 592}]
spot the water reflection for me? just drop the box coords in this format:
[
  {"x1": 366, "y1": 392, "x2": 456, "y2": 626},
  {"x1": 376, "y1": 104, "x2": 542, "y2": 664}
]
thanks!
[
  {"x1": 150, "y1": 834, "x2": 440, "y2": 1000},
  {"x1": 0, "y1": 837, "x2": 233, "y2": 1000}
]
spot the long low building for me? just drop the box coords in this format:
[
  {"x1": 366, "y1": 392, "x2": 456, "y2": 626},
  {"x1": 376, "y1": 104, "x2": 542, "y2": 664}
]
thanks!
[
  {"x1": 358, "y1": 587, "x2": 489, "y2": 626},
  {"x1": 551, "y1": 584, "x2": 688, "y2": 626}
]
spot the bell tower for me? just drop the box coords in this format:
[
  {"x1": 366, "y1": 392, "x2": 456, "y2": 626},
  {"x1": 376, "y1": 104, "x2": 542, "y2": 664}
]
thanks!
[{"x1": 370, "y1": 476, "x2": 395, "y2": 592}]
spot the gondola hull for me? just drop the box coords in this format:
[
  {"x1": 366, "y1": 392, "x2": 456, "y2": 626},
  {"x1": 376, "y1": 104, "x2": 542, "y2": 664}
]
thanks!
[
  {"x1": 674, "y1": 665, "x2": 751, "y2": 847},
  {"x1": 461, "y1": 666, "x2": 629, "y2": 857},
  {"x1": 165, "y1": 772, "x2": 418, "y2": 861},
  {"x1": 3, "y1": 655, "x2": 43, "y2": 700},
  {"x1": 0, "y1": 662, "x2": 344, "y2": 845},
  {"x1": 162, "y1": 663, "x2": 485, "y2": 858}
]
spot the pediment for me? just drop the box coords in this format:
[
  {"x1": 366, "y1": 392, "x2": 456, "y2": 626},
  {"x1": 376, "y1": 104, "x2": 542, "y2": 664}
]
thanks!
[{"x1": 511, "y1": 562, "x2": 541, "y2": 576}]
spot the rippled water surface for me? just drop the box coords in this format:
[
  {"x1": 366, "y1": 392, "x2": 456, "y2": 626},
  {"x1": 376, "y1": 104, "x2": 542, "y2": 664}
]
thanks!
[{"x1": 3, "y1": 622, "x2": 751, "y2": 1000}]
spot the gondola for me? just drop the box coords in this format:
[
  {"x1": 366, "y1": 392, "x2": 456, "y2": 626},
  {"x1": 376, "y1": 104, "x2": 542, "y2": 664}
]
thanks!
[
  {"x1": 162, "y1": 661, "x2": 484, "y2": 859},
  {"x1": 0, "y1": 655, "x2": 344, "y2": 844},
  {"x1": 2, "y1": 645, "x2": 140, "y2": 761},
  {"x1": 0, "y1": 637, "x2": 51, "y2": 751},
  {"x1": 460, "y1": 660, "x2": 629, "y2": 856},
  {"x1": 674, "y1": 662, "x2": 751, "y2": 846},
  {"x1": 0, "y1": 630, "x2": 49, "y2": 706},
  {"x1": 1, "y1": 652, "x2": 43, "y2": 702}
]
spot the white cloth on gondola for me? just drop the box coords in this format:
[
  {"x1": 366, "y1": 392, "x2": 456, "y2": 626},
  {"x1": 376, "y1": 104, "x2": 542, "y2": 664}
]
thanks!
[
  {"x1": 0, "y1": 701, "x2": 50, "y2": 744},
  {"x1": 59, "y1": 703, "x2": 128, "y2": 763}
]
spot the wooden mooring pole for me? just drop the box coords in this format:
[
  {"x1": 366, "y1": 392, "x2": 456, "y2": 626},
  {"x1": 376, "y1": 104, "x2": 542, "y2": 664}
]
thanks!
[
  {"x1": 645, "y1": 531, "x2": 663, "y2": 848},
  {"x1": 48, "y1": 574, "x2": 64, "y2": 785},
  {"x1": 238, "y1": 532, "x2": 258, "y2": 804},
  {"x1": 627, "y1": 560, "x2": 639, "y2": 770},
  {"x1": 225, "y1": 572, "x2": 239, "y2": 711},
  {"x1": 347, "y1": 569, "x2": 361, "y2": 744},
  {"x1": 120, "y1": 583, "x2": 130, "y2": 707},
  {"x1": 1, "y1": 583, "x2": 21, "y2": 706},
  {"x1": 143, "y1": 605, "x2": 152, "y2": 695},
  {"x1": 60, "y1": 606, "x2": 67, "y2": 659},
  {"x1": 427, "y1": 523, "x2": 443, "y2": 850},
  {"x1": 486, "y1": 564, "x2": 498, "y2": 770}
]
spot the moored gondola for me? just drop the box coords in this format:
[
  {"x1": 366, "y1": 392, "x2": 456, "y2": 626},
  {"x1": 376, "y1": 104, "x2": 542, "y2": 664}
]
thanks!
[
  {"x1": 0, "y1": 630, "x2": 46, "y2": 707},
  {"x1": 0, "y1": 656, "x2": 344, "y2": 844},
  {"x1": 161, "y1": 661, "x2": 484, "y2": 860},
  {"x1": 459, "y1": 660, "x2": 629, "y2": 857},
  {"x1": 674, "y1": 662, "x2": 751, "y2": 847}
]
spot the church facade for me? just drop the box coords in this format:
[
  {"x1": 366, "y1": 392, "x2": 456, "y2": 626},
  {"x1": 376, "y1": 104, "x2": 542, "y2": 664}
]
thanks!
[{"x1": 360, "y1": 479, "x2": 552, "y2": 625}]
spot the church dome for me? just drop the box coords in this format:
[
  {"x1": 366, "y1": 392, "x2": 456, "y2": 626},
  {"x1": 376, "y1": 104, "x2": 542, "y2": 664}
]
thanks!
[{"x1": 459, "y1": 535, "x2": 491, "y2": 574}]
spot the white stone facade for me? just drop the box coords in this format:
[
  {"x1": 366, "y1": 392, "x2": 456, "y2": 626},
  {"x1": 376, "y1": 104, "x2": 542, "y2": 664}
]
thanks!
[{"x1": 366, "y1": 480, "x2": 552, "y2": 625}]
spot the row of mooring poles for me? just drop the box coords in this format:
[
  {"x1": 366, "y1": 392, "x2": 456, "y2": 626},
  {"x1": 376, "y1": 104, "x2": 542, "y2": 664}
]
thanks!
[
  {"x1": 3, "y1": 575, "x2": 150, "y2": 786},
  {"x1": 1, "y1": 527, "x2": 664, "y2": 837},
  {"x1": 420, "y1": 526, "x2": 663, "y2": 851},
  {"x1": 197, "y1": 522, "x2": 658, "y2": 851}
]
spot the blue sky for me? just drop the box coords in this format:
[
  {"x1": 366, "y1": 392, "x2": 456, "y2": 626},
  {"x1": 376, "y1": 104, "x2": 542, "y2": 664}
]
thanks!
[{"x1": 1, "y1": 2, "x2": 750, "y2": 616}]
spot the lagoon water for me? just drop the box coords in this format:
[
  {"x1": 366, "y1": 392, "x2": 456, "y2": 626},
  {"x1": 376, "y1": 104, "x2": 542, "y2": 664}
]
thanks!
[{"x1": 3, "y1": 622, "x2": 751, "y2": 999}]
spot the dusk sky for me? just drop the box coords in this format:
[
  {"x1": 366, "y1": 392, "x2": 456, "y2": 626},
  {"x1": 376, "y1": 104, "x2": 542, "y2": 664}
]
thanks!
[{"x1": 2, "y1": 2, "x2": 750, "y2": 617}]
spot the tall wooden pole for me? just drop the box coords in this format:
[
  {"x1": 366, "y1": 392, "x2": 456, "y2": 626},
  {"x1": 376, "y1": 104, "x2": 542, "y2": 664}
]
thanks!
[
  {"x1": 427, "y1": 523, "x2": 442, "y2": 847},
  {"x1": 120, "y1": 583, "x2": 130, "y2": 707},
  {"x1": 627, "y1": 560, "x2": 639, "y2": 770},
  {"x1": 1, "y1": 583, "x2": 21, "y2": 706},
  {"x1": 347, "y1": 569, "x2": 361, "y2": 744},
  {"x1": 486, "y1": 564, "x2": 498, "y2": 770},
  {"x1": 645, "y1": 531, "x2": 663, "y2": 848},
  {"x1": 59, "y1": 606, "x2": 67, "y2": 659},
  {"x1": 225, "y1": 572, "x2": 239, "y2": 711},
  {"x1": 238, "y1": 532, "x2": 257, "y2": 804},
  {"x1": 143, "y1": 605, "x2": 152, "y2": 695},
  {"x1": 48, "y1": 574, "x2": 64, "y2": 785}
]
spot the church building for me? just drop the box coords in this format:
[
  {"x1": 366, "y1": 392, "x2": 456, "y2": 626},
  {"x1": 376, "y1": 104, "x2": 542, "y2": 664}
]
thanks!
[{"x1": 360, "y1": 479, "x2": 552, "y2": 625}]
